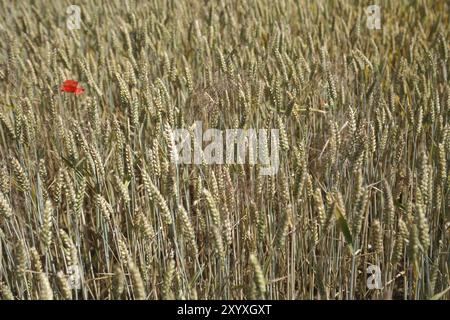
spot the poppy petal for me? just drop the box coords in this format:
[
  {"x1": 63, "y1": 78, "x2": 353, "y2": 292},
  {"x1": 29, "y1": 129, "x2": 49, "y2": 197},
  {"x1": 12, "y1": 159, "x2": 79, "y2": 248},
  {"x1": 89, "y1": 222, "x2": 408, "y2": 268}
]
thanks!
[
  {"x1": 74, "y1": 87, "x2": 85, "y2": 95},
  {"x1": 61, "y1": 80, "x2": 84, "y2": 95},
  {"x1": 61, "y1": 85, "x2": 77, "y2": 92},
  {"x1": 63, "y1": 80, "x2": 79, "y2": 87}
]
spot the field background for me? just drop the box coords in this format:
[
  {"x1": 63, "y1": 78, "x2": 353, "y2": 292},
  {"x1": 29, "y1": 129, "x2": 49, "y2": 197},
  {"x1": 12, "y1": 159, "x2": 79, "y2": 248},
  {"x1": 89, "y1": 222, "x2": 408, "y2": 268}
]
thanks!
[{"x1": 0, "y1": 0, "x2": 449, "y2": 300}]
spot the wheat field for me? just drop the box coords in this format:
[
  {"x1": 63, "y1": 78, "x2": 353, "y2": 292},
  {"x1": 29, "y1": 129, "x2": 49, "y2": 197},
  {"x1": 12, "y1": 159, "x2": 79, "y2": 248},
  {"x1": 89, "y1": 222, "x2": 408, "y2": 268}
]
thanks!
[{"x1": 0, "y1": 0, "x2": 448, "y2": 300}]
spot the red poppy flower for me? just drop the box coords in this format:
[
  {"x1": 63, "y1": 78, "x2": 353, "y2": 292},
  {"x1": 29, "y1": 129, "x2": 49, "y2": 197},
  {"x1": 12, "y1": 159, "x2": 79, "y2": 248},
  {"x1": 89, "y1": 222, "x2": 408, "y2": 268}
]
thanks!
[{"x1": 61, "y1": 80, "x2": 85, "y2": 95}]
